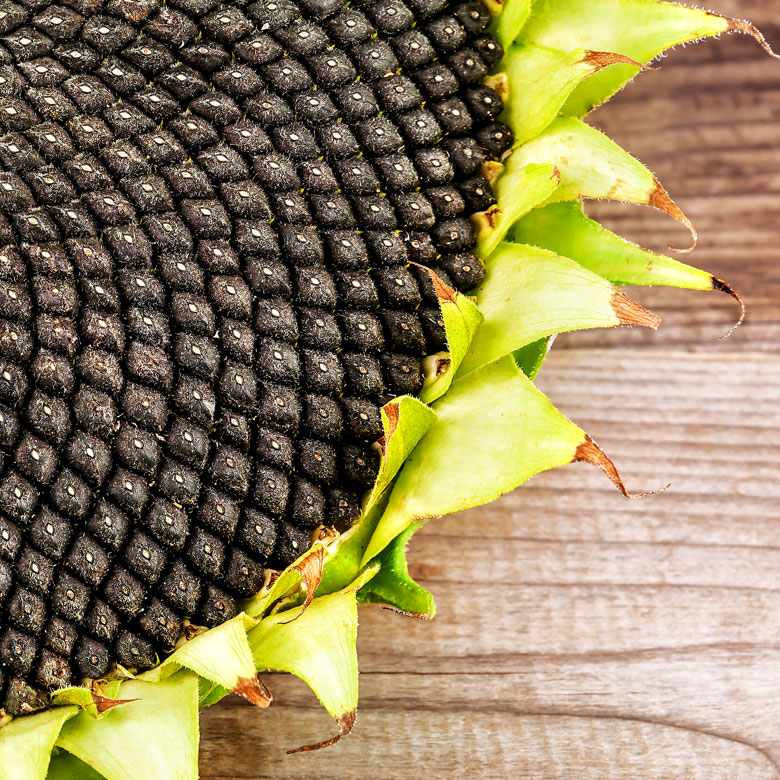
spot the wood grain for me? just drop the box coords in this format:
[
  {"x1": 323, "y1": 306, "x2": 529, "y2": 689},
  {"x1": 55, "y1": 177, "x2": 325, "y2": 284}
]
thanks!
[{"x1": 201, "y1": 6, "x2": 780, "y2": 778}]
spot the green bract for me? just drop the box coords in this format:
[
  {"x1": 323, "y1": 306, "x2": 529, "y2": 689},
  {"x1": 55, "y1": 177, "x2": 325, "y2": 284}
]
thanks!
[{"x1": 0, "y1": 1, "x2": 773, "y2": 777}]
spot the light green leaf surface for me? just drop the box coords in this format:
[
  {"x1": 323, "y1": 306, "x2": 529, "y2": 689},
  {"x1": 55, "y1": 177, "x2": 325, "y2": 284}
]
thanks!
[
  {"x1": 491, "y1": 0, "x2": 531, "y2": 50},
  {"x1": 509, "y1": 116, "x2": 695, "y2": 243},
  {"x1": 318, "y1": 396, "x2": 437, "y2": 595},
  {"x1": 364, "y1": 398, "x2": 438, "y2": 517},
  {"x1": 0, "y1": 707, "x2": 77, "y2": 780},
  {"x1": 502, "y1": 43, "x2": 640, "y2": 147},
  {"x1": 358, "y1": 521, "x2": 435, "y2": 618},
  {"x1": 514, "y1": 116, "x2": 652, "y2": 203},
  {"x1": 49, "y1": 689, "x2": 115, "y2": 721},
  {"x1": 363, "y1": 355, "x2": 589, "y2": 562},
  {"x1": 138, "y1": 615, "x2": 262, "y2": 704},
  {"x1": 419, "y1": 274, "x2": 483, "y2": 404},
  {"x1": 474, "y1": 163, "x2": 560, "y2": 258},
  {"x1": 519, "y1": 0, "x2": 731, "y2": 114},
  {"x1": 512, "y1": 200, "x2": 715, "y2": 288},
  {"x1": 55, "y1": 672, "x2": 199, "y2": 780},
  {"x1": 249, "y1": 590, "x2": 359, "y2": 722},
  {"x1": 461, "y1": 242, "x2": 658, "y2": 376}
]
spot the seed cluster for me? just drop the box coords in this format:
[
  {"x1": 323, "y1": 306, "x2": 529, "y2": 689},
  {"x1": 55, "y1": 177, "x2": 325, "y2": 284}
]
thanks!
[{"x1": 0, "y1": 0, "x2": 508, "y2": 713}]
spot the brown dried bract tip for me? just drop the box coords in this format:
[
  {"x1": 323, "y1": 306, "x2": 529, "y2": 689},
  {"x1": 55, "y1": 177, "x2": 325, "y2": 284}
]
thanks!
[
  {"x1": 375, "y1": 402, "x2": 400, "y2": 457},
  {"x1": 279, "y1": 546, "x2": 324, "y2": 624},
  {"x1": 649, "y1": 179, "x2": 698, "y2": 253},
  {"x1": 727, "y1": 19, "x2": 780, "y2": 59},
  {"x1": 574, "y1": 436, "x2": 670, "y2": 499},
  {"x1": 611, "y1": 289, "x2": 661, "y2": 330},
  {"x1": 712, "y1": 278, "x2": 746, "y2": 340},
  {"x1": 91, "y1": 693, "x2": 138, "y2": 714},
  {"x1": 582, "y1": 51, "x2": 655, "y2": 71},
  {"x1": 412, "y1": 262, "x2": 459, "y2": 304},
  {"x1": 383, "y1": 402, "x2": 400, "y2": 439},
  {"x1": 234, "y1": 675, "x2": 272, "y2": 708},
  {"x1": 287, "y1": 711, "x2": 356, "y2": 754}
]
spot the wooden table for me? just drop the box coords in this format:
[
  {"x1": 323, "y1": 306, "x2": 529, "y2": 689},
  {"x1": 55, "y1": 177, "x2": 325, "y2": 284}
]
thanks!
[{"x1": 201, "y1": 3, "x2": 780, "y2": 776}]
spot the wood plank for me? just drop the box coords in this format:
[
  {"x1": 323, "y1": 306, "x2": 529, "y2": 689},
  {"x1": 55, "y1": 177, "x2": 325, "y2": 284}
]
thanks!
[
  {"x1": 202, "y1": 676, "x2": 780, "y2": 779},
  {"x1": 201, "y1": 6, "x2": 780, "y2": 778}
]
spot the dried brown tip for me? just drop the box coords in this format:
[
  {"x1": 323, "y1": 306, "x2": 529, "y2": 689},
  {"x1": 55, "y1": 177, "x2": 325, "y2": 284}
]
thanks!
[
  {"x1": 288, "y1": 711, "x2": 356, "y2": 754},
  {"x1": 234, "y1": 675, "x2": 272, "y2": 708},
  {"x1": 375, "y1": 401, "x2": 401, "y2": 457},
  {"x1": 574, "y1": 436, "x2": 669, "y2": 499},
  {"x1": 611, "y1": 289, "x2": 661, "y2": 330},
  {"x1": 411, "y1": 262, "x2": 458, "y2": 304},
  {"x1": 727, "y1": 19, "x2": 780, "y2": 59},
  {"x1": 92, "y1": 693, "x2": 138, "y2": 714},
  {"x1": 279, "y1": 546, "x2": 324, "y2": 624},
  {"x1": 712, "y1": 278, "x2": 746, "y2": 340},
  {"x1": 648, "y1": 179, "x2": 697, "y2": 253},
  {"x1": 383, "y1": 400, "x2": 400, "y2": 438},
  {"x1": 581, "y1": 51, "x2": 654, "y2": 71}
]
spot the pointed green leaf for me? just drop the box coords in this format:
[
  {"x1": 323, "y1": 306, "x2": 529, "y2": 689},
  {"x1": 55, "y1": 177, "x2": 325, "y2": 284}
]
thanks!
[
  {"x1": 358, "y1": 521, "x2": 435, "y2": 619},
  {"x1": 474, "y1": 163, "x2": 560, "y2": 259},
  {"x1": 138, "y1": 615, "x2": 268, "y2": 706},
  {"x1": 0, "y1": 707, "x2": 77, "y2": 780},
  {"x1": 49, "y1": 689, "x2": 102, "y2": 719},
  {"x1": 461, "y1": 242, "x2": 659, "y2": 376},
  {"x1": 364, "y1": 355, "x2": 592, "y2": 562},
  {"x1": 55, "y1": 671, "x2": 199, "y2": 780},
  {"x1": 513, "y1": 337, "x2": 551, "y2": 379},
  {"x1": 491, "y1": 0, "x2": 531, "y2": 50},
  {"x1": 318, "y1": 396, "x2": 437, "y2": 595},
  {"x1": 518, "y1": 0, "x2": 732, "y2": 115},
  {"x1": 419, "y1": 273, "x2": 483, "y2": 404},
  {"x1": 364, "y1": 398, "x2": 438, "y2": 516},
  {"x1": 512, "y1": 200, "x2": 717, "y2": 288},
  {"x1": 509, "y1": 116, "x2": 695, "y2": 244},
  {"x1": 249, "y1": 590, "x2": 358, "y2": 724},
  {"x1": 502, "y1": 43, "x2": 640, "y2": 147}
]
